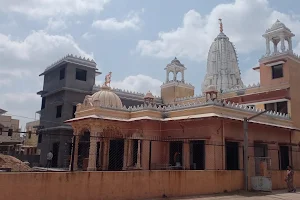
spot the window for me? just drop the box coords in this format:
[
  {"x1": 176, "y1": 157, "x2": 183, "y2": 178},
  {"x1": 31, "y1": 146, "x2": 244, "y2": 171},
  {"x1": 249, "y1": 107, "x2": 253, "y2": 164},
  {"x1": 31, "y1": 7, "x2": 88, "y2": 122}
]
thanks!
[
  {"x1": 59, "y1": 68, "x2": 65, "y2": 80},
  {"x1": 277, "y1": 101, "x2": 288, "y2": 114},
  {"x1": 272, "y1": 64, "x2": 283, "y2": 79},
  {"x1": 8, "y1": 129, "x2": 13, "y2": 136},
  {"x1": 56, "y1": 105, "x2": 62, "y2": 118},
  {"x1": 265, "y1": 103, "x2": 275, "y2": 111},
  {"x1": 38, "y1": 134, "x2": 43, "y2": 143},
  {"x1": 75, "y1": 68, "x2": 87, "y2": 81},
  {"x1": 0, "y1": 128, "x2": 2, "y2": 135},
  {"x1": 72, "y1": 105, "x2": 77, "y2": 118},
  {"x1": 41, "y1": 97, "x2": 46, "y2": 109},
  {"x1": 264, "y1": 101, "x2": 288, "y2": 114}
]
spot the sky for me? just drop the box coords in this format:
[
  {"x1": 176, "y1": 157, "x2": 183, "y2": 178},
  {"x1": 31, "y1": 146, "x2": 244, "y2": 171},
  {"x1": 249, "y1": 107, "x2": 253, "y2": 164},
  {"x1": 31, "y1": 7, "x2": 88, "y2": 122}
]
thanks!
[{"x1": 1, "y1": 0, "x2": 300, "y2": 129}]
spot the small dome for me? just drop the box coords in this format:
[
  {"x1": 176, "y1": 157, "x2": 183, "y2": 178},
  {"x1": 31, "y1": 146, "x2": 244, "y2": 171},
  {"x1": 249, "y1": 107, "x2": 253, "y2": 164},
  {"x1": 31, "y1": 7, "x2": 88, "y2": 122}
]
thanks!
[
  {"x1": 91, "y1": 86, "x2": 123, "y2": 109},
  {"x1": 205, "y1": 85, "x2": 218, "y2": 93},
  {"x1": 267, "y1": 19, "x2": 290, "y2": 33},
  {"x1": 144, "y1": 91, "x2": 154, "y2": 99}
]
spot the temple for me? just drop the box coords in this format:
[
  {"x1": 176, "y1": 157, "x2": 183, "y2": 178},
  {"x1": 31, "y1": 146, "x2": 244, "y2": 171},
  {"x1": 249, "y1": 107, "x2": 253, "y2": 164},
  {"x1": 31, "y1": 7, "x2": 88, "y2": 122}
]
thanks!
[{"x1": 63, "y1": 20, "x2": 300, "y2": 174}]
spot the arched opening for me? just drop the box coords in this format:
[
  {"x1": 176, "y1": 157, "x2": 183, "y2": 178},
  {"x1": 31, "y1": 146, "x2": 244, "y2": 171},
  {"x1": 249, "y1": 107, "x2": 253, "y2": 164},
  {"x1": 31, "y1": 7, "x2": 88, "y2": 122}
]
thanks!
[
  {"x1": 78, "y1": 130, "x2": 90, "y2": 170},
  {"x1": 168, "y1": 71, "x2": 175, "y2": 81},
  {"x1": 177, "y1": 71, "x2": 183, "y2": 81}
]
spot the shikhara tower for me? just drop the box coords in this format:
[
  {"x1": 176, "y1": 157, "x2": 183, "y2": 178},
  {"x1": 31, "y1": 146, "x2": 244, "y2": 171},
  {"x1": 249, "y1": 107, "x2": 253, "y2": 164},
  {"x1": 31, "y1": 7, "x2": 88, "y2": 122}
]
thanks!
[{"x1": 201, "y1": 19, "x2": 244, "y2": 93}]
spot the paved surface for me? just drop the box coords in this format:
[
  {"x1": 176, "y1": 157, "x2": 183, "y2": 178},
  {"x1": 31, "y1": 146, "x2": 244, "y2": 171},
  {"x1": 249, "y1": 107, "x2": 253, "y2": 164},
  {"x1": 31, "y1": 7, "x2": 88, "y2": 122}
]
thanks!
[{"x1": 154, "y1": 190, "x2": 300, "y2": 200}]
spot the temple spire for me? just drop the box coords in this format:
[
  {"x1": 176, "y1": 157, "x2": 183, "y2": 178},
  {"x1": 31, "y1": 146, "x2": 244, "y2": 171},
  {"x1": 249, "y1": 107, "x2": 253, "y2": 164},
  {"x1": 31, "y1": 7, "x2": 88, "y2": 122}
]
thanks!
[{"x1": 219, "y1": 18, "x2": 223, "y2": 33}]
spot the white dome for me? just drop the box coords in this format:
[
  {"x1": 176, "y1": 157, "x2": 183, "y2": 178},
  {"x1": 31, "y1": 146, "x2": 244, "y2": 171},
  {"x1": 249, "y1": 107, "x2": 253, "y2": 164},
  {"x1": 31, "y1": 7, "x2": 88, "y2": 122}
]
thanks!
[
  {"x1": 91, "y1": 86, "x2": 123, "y2": 109},
  {"x1": 202, "y1": 31, "x2": 244, "y2": 93}
]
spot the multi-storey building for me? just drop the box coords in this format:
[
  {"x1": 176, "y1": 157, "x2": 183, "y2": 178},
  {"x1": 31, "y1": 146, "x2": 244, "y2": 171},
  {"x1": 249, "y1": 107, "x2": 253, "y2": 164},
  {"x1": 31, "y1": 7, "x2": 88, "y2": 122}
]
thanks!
[{"x1": 0, "y1": 108, "x2": 22, "y2": 154}]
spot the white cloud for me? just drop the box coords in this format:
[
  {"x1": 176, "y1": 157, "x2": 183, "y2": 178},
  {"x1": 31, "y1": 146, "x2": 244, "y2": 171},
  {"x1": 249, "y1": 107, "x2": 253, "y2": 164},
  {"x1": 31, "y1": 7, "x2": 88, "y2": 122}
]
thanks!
[
  {"x1": 82, "y1": 32, "x2": 95, "y2": 40},
  {"x1": 97, "y1": 74, "x2": 162, "y2": 96},
  {"x1": 136, "y1": 0, "x2": 300, "y2": 62},
  {"x1": 92, "y1": 10, "x2": 143, "y2": 31},
  {"x1": 0, "y1": 30, "x2": 94, "y2": 127},
  {"x1": 46, "y1": 18, "x2": 67, "y2": 32},
  {"x1": 0, "y1": 0, "x2": 110, "y2": 18},
  {"x1": 0, "y1": 30, "x2": 93, "y2": 72}
]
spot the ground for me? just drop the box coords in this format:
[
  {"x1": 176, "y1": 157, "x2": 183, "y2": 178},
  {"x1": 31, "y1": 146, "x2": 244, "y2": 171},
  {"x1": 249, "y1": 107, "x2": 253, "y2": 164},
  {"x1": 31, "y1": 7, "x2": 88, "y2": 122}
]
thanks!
[{"x1": 154, "y1": 190, "x2": 299, "y2": 200}]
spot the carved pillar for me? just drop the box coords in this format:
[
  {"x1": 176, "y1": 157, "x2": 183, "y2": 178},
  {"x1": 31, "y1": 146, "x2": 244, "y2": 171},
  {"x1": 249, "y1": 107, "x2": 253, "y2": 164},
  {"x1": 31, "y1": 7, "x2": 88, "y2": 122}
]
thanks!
[
  {"x1": 102, "y1": 139, "x2": 109, "y2": 170},
  {"x1": 181, "y1": 70, "x2": 185, "y2": 82},
  {"x1": 123, "y1": 139, "x2": 129, "y2": 170},
  {"x1": 273, "y1": 40, "x2": 278, "y2": 53},
  {"x1": 173, "y1": 71, "x2": 176, "y2": 81},
  {"x1": 266, "y1": 37, "x2": 271, "y2": 55},
  {"x1": 166, "y1": 70, "x2": 169, "y2": 83},
  {"x1": 288, "y1": 37, "x2": 293, "y2": 51},
  {"x1": 280, "y1": 35, "x2": 286, "y2": 52},
  {"x1": 127, "y1": 140, "x2": 133, "y2": 166},
  {"x1": 87, "y1": 136, "x2": 97, "y2": 171},
  {"x1": 136, "y1": 139, "x2": 141, "y2": 168}
]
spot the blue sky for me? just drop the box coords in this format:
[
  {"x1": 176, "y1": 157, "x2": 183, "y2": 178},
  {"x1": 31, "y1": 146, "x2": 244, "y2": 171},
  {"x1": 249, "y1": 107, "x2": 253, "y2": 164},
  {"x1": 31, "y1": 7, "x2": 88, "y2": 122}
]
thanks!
[{"x1": 1, "y1": 0, "x2": 300, "y2": 128}]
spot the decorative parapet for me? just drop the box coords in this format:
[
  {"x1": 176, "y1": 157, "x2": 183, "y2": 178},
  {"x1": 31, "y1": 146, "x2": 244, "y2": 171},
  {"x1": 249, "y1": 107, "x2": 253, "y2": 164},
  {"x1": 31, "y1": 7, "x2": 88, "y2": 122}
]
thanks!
[
  {"x1": 41, "y1": 54, "x2": 97, "y2": 75},
  {"x1": 221, "y1": 82, "x2": 260, "y2": 93},
  {"x1": 260, "y1": 51, "x2": 300, "y2": 63},
  {"x1": 92, "y1": 85, "x2": 162, "y2": 99},
  {"x1": 77, "y1": 95, "x2": 290, "y2": 120}
]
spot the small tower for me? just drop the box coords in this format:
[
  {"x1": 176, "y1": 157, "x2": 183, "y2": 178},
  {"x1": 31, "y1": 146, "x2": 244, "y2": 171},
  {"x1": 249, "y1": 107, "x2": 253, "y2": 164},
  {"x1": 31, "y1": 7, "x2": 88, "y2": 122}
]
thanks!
[
  {"x1": 205, "y1": 85, "x2": 218, "y2": 102},
  {"x1": 161, "y1": 57, "x2": 194, "y2": 104},
  {"x1": 165, "y1": 57, "x2": 186, "y2": 83},
  {"x1": 144, "y1": 91, "x2": 155, "y2": 105},
  {"x1": 263, "y1": 19, "x2": 295, "y2": 56}
]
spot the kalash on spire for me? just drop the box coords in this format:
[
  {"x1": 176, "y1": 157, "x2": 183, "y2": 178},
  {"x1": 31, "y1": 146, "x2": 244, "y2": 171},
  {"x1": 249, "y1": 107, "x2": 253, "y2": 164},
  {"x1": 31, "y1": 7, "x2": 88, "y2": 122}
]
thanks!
[{"x1": 201, "y1": 19, "x2": 244, "y2": 93}]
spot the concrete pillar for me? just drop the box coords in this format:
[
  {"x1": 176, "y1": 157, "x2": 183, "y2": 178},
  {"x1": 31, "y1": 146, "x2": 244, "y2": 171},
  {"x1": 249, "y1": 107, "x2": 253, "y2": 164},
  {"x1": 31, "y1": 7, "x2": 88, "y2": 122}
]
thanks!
[
  {"x1": 87, "y1": 136, "x2": 97, "y2": 171},
  {"x1": 136, "y1": 139, "x2": 141, "y2": 168}
]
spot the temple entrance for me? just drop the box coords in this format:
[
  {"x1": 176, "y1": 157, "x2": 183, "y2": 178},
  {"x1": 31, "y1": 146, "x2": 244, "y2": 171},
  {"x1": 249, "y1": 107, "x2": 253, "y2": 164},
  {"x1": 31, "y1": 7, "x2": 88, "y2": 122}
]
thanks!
[
  {"x1": 279, "y1": 145, "x2": 289, "y2": 170},
  {"x1": 108, "y1": 139, "x2": 124, "y2": 171},
  {"x1": 190, "y1": 140, "x2": 205, "y2": 170},
  {"x1": 254, "y1": 143, "x2": 268, "y2": 175},
  {"x1": 226, "y1": 141, "x2": 239, "y2": 170},
  {"x1": 169, "y1": 141, "x2": 183, "y2": 167}
]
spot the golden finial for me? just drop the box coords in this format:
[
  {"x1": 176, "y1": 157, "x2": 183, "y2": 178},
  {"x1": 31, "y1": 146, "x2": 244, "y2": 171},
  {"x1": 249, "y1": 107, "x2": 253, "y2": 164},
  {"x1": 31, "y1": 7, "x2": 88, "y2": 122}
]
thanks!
[{"x1": 219, "y1": 18, "x2": 223, "y2": 33}]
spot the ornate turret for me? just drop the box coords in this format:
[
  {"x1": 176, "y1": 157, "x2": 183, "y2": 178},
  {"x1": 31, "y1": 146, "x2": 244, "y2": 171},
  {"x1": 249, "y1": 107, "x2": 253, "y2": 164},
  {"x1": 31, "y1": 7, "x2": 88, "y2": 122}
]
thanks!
[
  {"x1": 201, "y1": 19, "x2": 244, "y2": 93},
  {"x1": 263, "y1": 19, "x2": 295, "y2": 57},
  {"x1": 144, "y1": 91, "x2": 155, "y2": 105},
  {"x1": 161, "y1": 57, "x2": 194, "y2": 104}
]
